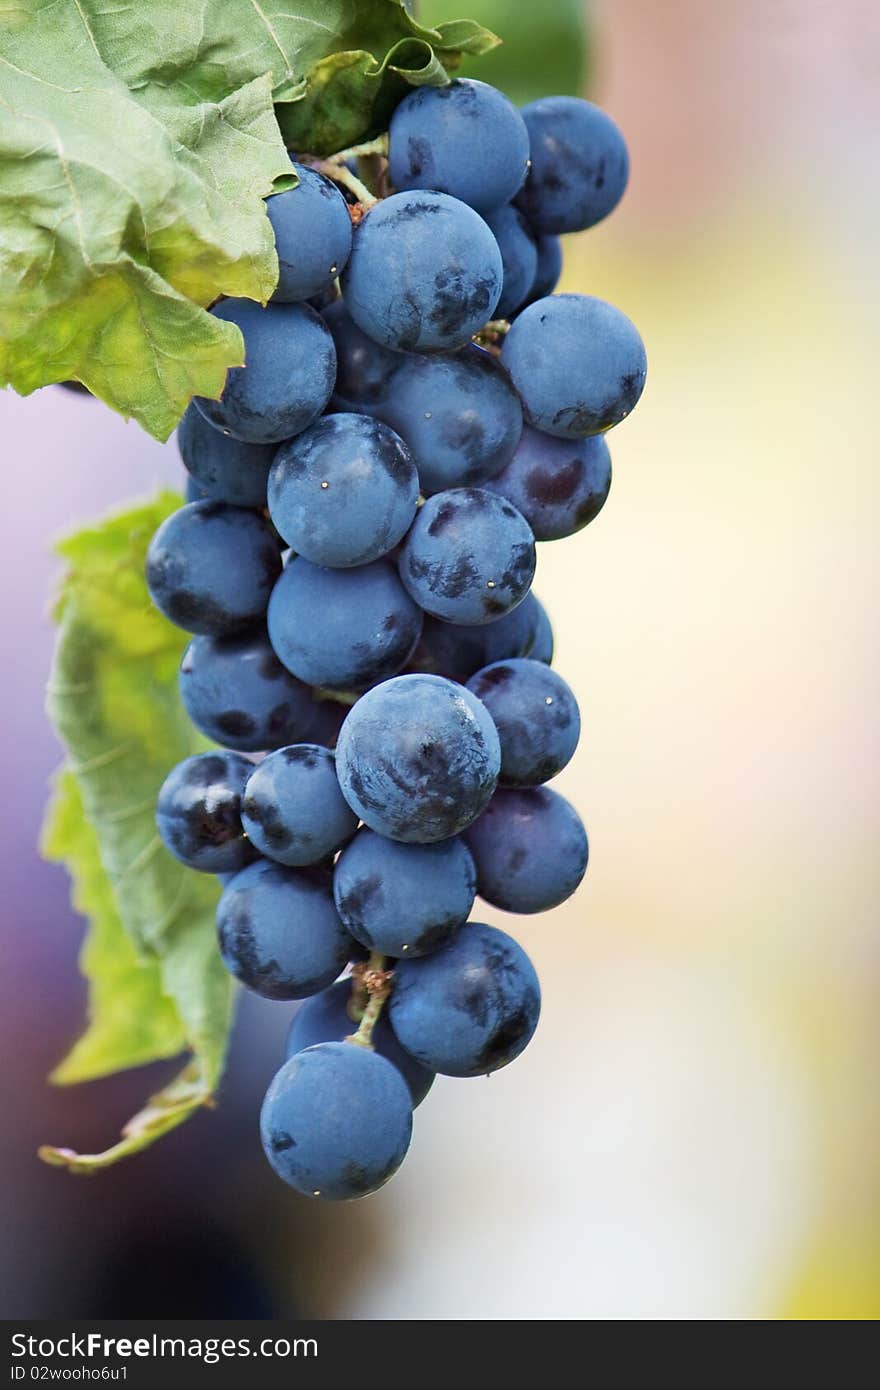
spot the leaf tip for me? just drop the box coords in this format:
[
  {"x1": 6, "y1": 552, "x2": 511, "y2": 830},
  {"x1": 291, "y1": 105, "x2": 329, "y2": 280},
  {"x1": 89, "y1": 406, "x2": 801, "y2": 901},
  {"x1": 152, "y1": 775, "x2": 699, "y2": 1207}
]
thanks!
[{"x1": 37, "y1": 1144, "x2": 92, "y2": 1174}]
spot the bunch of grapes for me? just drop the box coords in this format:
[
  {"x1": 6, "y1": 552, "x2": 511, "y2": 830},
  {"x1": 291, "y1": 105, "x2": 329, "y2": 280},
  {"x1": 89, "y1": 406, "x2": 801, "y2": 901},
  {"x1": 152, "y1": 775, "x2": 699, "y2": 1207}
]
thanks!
[{"x1": 147, "y1": 80, "x2": 646, "y2": 1201}]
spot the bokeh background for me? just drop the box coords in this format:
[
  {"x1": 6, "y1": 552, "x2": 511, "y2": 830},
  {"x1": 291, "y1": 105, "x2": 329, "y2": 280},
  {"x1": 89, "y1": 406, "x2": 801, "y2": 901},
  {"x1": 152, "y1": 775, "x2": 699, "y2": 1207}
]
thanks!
[{"x1": 2, "y1": 0, "x2": 878, "y2": 1320}]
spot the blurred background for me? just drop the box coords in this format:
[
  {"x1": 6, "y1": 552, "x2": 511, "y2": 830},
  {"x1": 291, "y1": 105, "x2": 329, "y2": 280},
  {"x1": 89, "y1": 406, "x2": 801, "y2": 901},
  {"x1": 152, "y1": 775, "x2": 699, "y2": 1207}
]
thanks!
[{"x1": 2, "y1": 0, "x2": 878, "y2": 1320}]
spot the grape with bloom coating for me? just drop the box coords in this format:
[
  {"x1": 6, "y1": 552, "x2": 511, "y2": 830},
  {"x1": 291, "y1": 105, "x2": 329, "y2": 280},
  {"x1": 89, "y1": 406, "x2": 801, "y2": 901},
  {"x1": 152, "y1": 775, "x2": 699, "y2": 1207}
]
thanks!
[
  {"x1": 194, "y1": 299, "x2": 335, "y2": 444},
  {"x1": 388, "y1": 78, "x2": 529, "y2": 215},
  {"x1": 242, "y1": 745, "x2": 358, "y2": 867},
  {"x1": 524, "y1": 234, "x2": 562, "y2": 307},
  {"x1": 179, "y1": 630, "x2": 320, "y2": 752},
  {"x1": 334, "y1": 829, "x2": 476, "y2": 957},
  {"x1": 389, "y1": 922, "x2": 541, "y2": 1077},
  {"x1": 156, "y1": 751, "x2": 257, "y2": 874},
  {"x1": 342, "y1": 191, "x2": 502, "y2": 353},
  {"x1": 268, "y1": 557, "x2": 422, "y2": 691},
  {"x1": 335, "y1": 673, "x2": 500, "y2": 843},
  {"x1": 466, "y1": 658, "x2": 580, "y2": 786},
  {"x1": 261, "y1": 1042, "x2": 412, "y2": 1199},
  {"x1": 368, "y1": 345, "x2": 522, "y2": 496},
  {"x1": 515, "y1": 96, "x2": 629, "y2": 235},
  {"x1": 177, "y1": 405, "x2": 274, "y2": 509},
  {"x1": 268, "y1": 413, "x2": 418, "y2": 568},
  {"x1": 483, "y1": 204, "x2": 537, "y2": 320},
  {"x1": 502, "y1": 294, "x2": 646, "y2": 439},
  {"x1": 217, "y1": 859, "x2": 353, "y2": 999},
  {"x1": 485, "y1": 425, "x2": 612, "y2": 540},
  {"x1": 146, "y1": 501, "x2": 280, "y2": 637},
  {"x1": 323, "y1": 300, "x2": 402, "y2": 413},
  {"x1": 410, "y1": 591, "x2": 544, "y2": 684},
  {"x1": 398, "y1": 488, "x2": 536, "y2": 626},
  {"x1": 465, "y1": 786, "x2": 588, "y2": 913},
  {"x1": 267, "y1": 163, "x2": 352, "y2": 303}
]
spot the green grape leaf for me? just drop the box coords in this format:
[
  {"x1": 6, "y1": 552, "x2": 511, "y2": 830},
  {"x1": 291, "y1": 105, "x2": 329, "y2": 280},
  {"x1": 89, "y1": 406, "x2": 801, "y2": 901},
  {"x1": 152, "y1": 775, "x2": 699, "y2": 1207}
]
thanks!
[
  {"x1": 0, "y1": 1, "x2": 498, "y2": 439},
  {"x1": 0, "y1": 3, "x2": 292, "y2": 440},
  {"x1": 39, "y1": 492, "x2": 234, "y2": 1173},
  {"x1": 279, "y1": 16, "x2": 500, "y2": 155}
]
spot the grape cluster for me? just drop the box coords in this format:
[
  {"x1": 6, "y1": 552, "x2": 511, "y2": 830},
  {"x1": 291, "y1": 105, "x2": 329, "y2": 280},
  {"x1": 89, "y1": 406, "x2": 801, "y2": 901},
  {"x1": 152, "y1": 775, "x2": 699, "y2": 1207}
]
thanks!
[{"x1": 150, "y1": 80, "x2": 645, "y2": 1201}]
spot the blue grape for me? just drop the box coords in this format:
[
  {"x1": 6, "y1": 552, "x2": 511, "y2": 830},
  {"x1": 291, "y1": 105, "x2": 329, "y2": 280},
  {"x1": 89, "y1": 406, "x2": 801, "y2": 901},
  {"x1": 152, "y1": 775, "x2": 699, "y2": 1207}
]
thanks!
[
  {"x1": 466, "y1": 658, "x2": 580, "y2": 786},
  {"x1": 483, "y1": 204, "x2": 537, "y2": 319},
  {"x1": 261, "y1": 1042, "x2": 412, "y2": 1199},
  {"x1": 241, "y1": 745, "x2": 358, "y2": 867},
  {"x1": 285, "y1": 980, "x2": 434, "y2": 1107},
  {"x1": 217, "y1": 859, "x2": 352, "y2": 999},
  {"x1": 156, "y1": 751, "x2": 257, "y2": 873},
  {"x1": 334, "y1": 673, "x2": 500, "y2": 843},
  {"x1": 268, "y1": 414, "x2": 418, "y2": 568},
  {"x1": 176, "y1": 404, "x2": 274, "y2": 508},
  {"x1": 322, "y1": 300, "x2": 401, "y2": 412},
  {"x1": 410, "y1": 591, "x2": 543, "y2": 683},
  {"x1": 398, "y1": 487, "x2": 536, "y2": 626},
  {"x1": 389, "y1": 922, "x2": 540, "y2": 1077},
  {"x1": 267, "y1": 163, "x2": 352, "y2": 303},
  {"x1": 529, "y1": 596, "x2": 554, "y2": 664},
  {"x1": 515, "y1": 97, "x2": 629, "y2": 235},
  {"x1": 464, "y1": 786, "x2": 588, "y2": 913},
  {"x1": 179, "y1": 630, "x2": 321, "y2": 752},
  {"x1": 369, "y1": 344, "x2": 522, "y2": 495},
  {"x1": 502, "y1": 294, "x2": 647, "y2": 438},
  {"x1": 388, "y1": 77, "x2": 530, "y2": 216},
  {"x1": 184, "y1": 475, "x2": 209, "y2": 502},
  {"x1": 307, "y1": 283, "x2": 341, "y2": 312},
  {"x1": 334, "y1": 829, "x2": 476, "y2": 957},
  {"x1": 268, "y1": 558, "x2": 422, "y2": 691},
  {"x1": 485, "y1": 424, "x2": 612, "y2": 539},
  {"x1": 307, "y1": 696, "x2": 350, "y2": 749},
  {"x1": 145, "y1": 501, "x2": 280, "y2": 636},
  {"x1": 341, "y1": 191, "x2": 502, "y2": 352},
  {"x1": 525, "y1": 234, "x2": 562, "y2": 306},
  {"x1": 194, "y1": 299, "x2": 335, "y2": 443}
]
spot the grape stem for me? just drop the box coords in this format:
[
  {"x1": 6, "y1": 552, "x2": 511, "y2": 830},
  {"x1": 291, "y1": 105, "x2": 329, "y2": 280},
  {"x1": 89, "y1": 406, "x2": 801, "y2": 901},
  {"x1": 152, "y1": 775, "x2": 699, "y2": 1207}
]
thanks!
[
  {"x1": 472, "y1": 319, "x2": 511, "y2": 355},
  {"x1": 304, "y1": 138, "x2": 388, "y2": 209},
  {"x1": 334, "y1": 136, "x2": 389, "y2": 162},
  {"x1": 313, "y1": 686, "x2": 359, "y2": 707},
  {"x1": 346, "y1": 967, "x2": 369, "y2": 1023},
  {"x1": 315, "y1": 162, "x2": 378, "y2": 208},
  {"x1": 347, "y1": 952, "x2": 393, "y2": 1048},
  {"x1": 475, "y1": 319, "x2": 511, "y2": 341}
]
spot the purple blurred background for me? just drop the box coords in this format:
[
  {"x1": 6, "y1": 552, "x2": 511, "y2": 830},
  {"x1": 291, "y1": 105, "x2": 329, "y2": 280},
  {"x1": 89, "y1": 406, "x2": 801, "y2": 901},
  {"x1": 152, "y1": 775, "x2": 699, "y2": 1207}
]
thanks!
[{"x1": 0, "y1": 394, "x2": 280, "y2": 1316}]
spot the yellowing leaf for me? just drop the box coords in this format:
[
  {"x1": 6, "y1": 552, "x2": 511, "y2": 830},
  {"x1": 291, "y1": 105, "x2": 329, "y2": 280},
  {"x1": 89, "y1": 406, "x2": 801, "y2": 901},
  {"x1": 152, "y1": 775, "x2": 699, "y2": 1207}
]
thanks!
[{"x1": 39, "y1": 1061, "x2": 216, "y2": 1174}]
